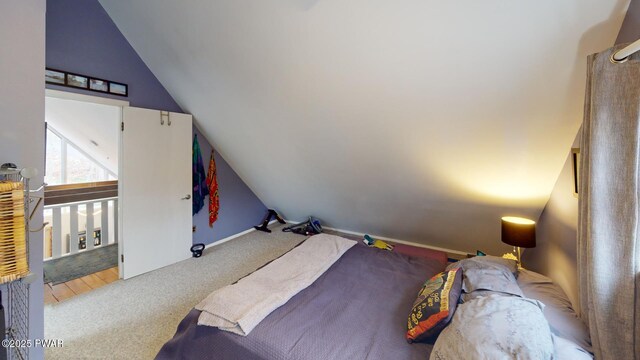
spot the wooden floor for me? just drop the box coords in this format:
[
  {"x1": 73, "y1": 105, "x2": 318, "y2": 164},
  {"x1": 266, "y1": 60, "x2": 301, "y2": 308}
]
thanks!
[{"x1": 44, "y1": 267, "x2": 119, "y2": 304}]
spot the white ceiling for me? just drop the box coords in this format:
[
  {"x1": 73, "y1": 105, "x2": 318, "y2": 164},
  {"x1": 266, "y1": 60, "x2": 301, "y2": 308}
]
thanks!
[{"x1": 99, "y1": 0, "x2": 628, "y2": 254}]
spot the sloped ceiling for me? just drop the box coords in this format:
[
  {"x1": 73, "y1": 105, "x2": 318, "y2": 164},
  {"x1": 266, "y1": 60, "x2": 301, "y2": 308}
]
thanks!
[
  {"x1": 99, "y1": 0, "x2": 628, "y2": 254},
  {"x1": 46, "y1": 97, "x2": 119, "y2": 174}
]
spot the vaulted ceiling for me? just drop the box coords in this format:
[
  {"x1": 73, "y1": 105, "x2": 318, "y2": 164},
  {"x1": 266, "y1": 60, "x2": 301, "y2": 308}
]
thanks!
[
  {"x1": 99, "y1": 0, "x2": 628, "y2": 254},
  {"x1": 46, "y1": 97, "x2": 120, "y2": 174}
]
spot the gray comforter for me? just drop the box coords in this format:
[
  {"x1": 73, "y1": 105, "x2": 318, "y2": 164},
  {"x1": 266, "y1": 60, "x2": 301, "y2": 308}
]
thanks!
[
  {"x1": 156, "y1": 243, "x2": 446, "y2": 360},
  {"x1": 431, "y1": 295, "x2": 555, "y2": 360}
]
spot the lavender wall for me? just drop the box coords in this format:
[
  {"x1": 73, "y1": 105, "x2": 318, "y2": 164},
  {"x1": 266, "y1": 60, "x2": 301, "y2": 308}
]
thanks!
[
  {"x1": 616, "y1": 0, "x2": 640, "y2": 44},
  {"x1": 45, "y1": 0, "x2": 181, "y2": 112},
  {"x1": 46, "y1": 0, "x2": 267, "y2": 245},
  {"x1": 523, "y1": 132, "x2": 581, "y2": 309},
  {"x1": 192, "y1": 127, "x2": 268, "y2": 244}
]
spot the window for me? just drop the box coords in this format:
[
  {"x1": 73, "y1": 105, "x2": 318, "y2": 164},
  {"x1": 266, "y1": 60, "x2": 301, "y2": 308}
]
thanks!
[
  {"x1": 66, "y1": 145, "x2": 105, "y2": 184},
  {"x1": 45, "y1": 129, "x2": 63, "y2": 185},
  {"x1": 44, "y1": 126, "x2": 116, "y2": 185}
]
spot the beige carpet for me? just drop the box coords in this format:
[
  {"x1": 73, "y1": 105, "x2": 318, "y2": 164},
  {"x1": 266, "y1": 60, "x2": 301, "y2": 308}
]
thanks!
[{"x1": 44, "y1": 224, "x2": 307, "y2": 359}]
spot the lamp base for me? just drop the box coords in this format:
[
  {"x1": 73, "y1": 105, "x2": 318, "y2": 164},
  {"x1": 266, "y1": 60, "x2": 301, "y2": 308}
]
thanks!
[{"x1": 515, "y1": 246, "x2": 523, "y2": 269}]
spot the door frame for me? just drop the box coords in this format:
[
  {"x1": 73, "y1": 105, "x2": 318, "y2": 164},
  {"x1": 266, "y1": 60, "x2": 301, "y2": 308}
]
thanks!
[
  {"x1": 45, "y1": 89, "x2": 129, "y2": 279},
  {"x1": 45, "y1": 89, "x2": 129, "y2": 108}
]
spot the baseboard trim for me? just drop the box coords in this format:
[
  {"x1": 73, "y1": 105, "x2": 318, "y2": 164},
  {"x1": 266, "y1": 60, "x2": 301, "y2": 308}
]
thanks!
[
  {"x1": 282, "y1": 219, "x2": 467, "y2": 256},
  {"x1": 204, "y1": 220, "x2": 279, "y2": 250},
  {"x1": 323, "y1": 225, "x2": 468, "y2": 256}
]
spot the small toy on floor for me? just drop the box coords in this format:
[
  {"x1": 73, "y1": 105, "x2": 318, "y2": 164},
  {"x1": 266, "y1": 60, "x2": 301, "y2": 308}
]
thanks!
[{"x1": 363, "y1": 234, "x2": 394, "y2": 251}]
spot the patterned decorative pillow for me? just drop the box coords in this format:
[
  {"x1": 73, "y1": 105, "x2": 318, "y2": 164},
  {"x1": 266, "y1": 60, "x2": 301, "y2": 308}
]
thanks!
[{"x1": 406, "y1": 268, "x2": 462, "y2": 343}]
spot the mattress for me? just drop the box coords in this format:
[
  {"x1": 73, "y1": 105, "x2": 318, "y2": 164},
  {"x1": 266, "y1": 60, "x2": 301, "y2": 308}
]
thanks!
[{"x1": 156, "y1": 243, "x2": 446, "y2": 360}]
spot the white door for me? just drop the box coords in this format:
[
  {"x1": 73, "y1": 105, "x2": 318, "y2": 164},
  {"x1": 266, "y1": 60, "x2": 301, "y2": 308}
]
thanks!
[{"x1": 119, "y1": 107, "x2": 192, "y2": 279}]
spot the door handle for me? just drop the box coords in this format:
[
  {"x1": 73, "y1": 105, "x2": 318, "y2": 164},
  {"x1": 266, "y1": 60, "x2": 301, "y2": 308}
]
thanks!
[{"x1": 181, "y1": 194, "x2": 191, "y2": 200}]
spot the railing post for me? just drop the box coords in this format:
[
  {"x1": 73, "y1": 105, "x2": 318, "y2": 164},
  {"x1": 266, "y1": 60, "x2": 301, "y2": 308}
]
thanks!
[
  {"x1": 86, "y1": 202, "x2": 94, "y2": 250},
  {"x1": 69, "y1": 204, "x2": 79, "y2": 254},
  {"x1": 44, "y1": 196, "x2": 117, "y2": 260},
  {"x1": 101, "y1": 200, "x2": 109, "y2": 245},
  {"x1": 52, "y1": 207, "x2": 62, "y2": 258}
]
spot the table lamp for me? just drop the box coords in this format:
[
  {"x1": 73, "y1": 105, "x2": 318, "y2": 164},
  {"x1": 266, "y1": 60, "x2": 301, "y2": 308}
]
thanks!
[{"x1": 501, "y1": 216, "x2": 536, "y2": 268}]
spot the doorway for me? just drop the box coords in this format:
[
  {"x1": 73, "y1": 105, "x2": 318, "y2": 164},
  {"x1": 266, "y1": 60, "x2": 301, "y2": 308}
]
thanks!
[
  {"x1": 43, "y1": 93, "x2": 122, "y2": 303},
  {"x1": 42, "y1": 90, "x2": 194, "y2": 302}
]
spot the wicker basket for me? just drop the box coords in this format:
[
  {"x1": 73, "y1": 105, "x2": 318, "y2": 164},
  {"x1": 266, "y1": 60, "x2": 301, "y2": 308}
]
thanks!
[{"x1": 0, "y1": 181, "x2": 29, "y2": 284}]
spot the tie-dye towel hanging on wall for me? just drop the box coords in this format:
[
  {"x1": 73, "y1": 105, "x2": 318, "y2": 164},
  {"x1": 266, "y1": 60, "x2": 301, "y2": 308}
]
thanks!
[
  {"x1": 193, "y1": 134, "x2": 209, "y2": 215},
  {"x1": 207, "y1": 150, "x2": 220, "y2": 227}
]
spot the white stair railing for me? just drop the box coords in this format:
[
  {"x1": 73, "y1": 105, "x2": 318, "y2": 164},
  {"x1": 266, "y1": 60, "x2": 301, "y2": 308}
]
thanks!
[{"x1": 44, "y1": 196, "x2": 118, "y2": 260}]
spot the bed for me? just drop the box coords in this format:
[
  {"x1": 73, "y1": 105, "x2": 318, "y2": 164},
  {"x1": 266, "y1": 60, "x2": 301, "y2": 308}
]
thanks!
[{"x1": 157, "y1": 235, "x2": 592, "y2": 360}]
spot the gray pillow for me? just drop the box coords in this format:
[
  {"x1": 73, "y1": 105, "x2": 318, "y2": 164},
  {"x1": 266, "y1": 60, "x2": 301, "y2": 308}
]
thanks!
[
  {"x1": 446, "y1": 256, "x2": 522, "y2": 300},
  {"x1": 446, "y1": 255, "x2": 518, "y2": 275},
  {"x1": 517, "y1": 269, "x2": 592, "y2": 354}
]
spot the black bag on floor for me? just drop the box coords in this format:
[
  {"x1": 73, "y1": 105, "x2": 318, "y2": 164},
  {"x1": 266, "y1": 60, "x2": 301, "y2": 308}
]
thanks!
[{"x1": 282, "y1": 217, "x2": 323, "y2": 236}]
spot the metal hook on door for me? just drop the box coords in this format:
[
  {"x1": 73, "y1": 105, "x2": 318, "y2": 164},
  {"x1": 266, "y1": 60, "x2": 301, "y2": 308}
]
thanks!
[{"x1": 160, "y1": 111, "x2": 170, "y2": 125}]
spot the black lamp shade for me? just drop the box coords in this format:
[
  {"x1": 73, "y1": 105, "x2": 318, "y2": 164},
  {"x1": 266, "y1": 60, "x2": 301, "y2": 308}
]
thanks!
[{"x1": 501, "y1": 216, "x2": 536, "y2": 248}]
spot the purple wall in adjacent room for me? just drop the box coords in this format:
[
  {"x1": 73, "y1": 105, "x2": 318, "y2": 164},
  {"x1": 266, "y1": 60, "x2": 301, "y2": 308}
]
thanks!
[{"x1": 46, "y1": 0, "x2": 267, "y2": 245}]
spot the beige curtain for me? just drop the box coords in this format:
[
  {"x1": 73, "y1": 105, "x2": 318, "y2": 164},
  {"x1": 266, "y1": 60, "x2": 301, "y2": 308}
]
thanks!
[{"x1": 578, "y1": 44, "x2": 640, "y2": 359}]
